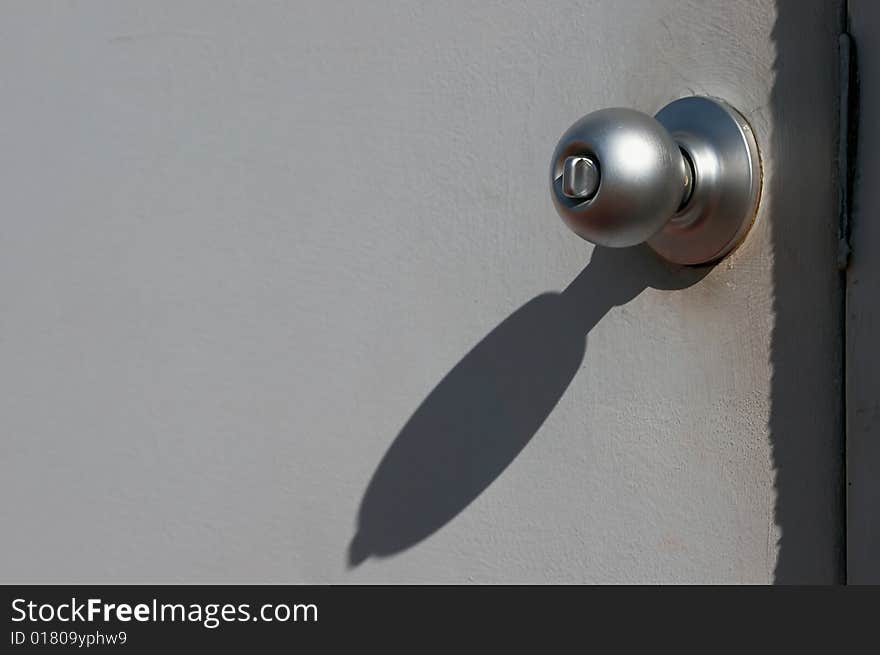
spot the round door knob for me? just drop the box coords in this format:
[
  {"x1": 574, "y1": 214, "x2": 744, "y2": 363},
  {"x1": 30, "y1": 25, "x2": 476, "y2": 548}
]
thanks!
[{"x1": 549, "y1": 96, "x2": 761, "y2": 265}]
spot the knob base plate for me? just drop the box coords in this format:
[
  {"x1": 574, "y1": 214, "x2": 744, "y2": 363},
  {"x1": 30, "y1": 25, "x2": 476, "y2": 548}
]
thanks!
[{"x1": 647, "y1": 96, "x2": 761, "y2": 265}]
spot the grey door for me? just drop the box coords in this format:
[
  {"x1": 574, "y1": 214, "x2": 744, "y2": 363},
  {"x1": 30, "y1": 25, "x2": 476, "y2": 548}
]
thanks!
[{"x1": 0, "y1": 1, "x2": 844, "y2": 583}]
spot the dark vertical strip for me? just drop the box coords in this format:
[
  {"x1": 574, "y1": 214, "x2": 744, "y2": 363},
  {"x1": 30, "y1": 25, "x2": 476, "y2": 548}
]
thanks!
[
  {"x1": 838, "y1": 31, "x2": 851, "y2": 585},
  {"x1": 771, "y1": 0, "x2": 847, "y2": 583},
  {"x1": 839, "y1": 1, "x2": 860, "y2": 584}
]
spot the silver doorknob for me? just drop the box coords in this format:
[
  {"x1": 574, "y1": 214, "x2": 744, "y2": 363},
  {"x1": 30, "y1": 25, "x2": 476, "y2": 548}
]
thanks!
[{"x1": 549, "y1": 96, "x2": 761, "y2": 265}]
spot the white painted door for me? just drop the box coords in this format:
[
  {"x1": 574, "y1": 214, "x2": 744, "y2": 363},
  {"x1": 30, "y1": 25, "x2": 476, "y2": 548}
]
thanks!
[{"x1": 0, "y1": 1, "x2": 844, "y2": 583}]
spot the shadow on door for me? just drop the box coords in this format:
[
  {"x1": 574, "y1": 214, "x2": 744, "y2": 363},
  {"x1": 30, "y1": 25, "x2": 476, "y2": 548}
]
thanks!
[
  {"x1": 348, "y1": 246, "x2": 708, "y2": 567},
  {"x1": 768, "y1": 0, "x2": 846, "y2": 583}
]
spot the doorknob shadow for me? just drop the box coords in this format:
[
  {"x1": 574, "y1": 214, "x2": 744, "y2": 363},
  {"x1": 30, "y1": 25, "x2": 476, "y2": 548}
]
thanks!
[{"x1": 348, "y1": 245, "x2": 710, "y2": 567}]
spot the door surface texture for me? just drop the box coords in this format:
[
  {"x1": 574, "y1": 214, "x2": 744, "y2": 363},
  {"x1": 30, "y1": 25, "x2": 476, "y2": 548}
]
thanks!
[{"x1": 0, "y1": 1, "x2": 844, "y2": 583}]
